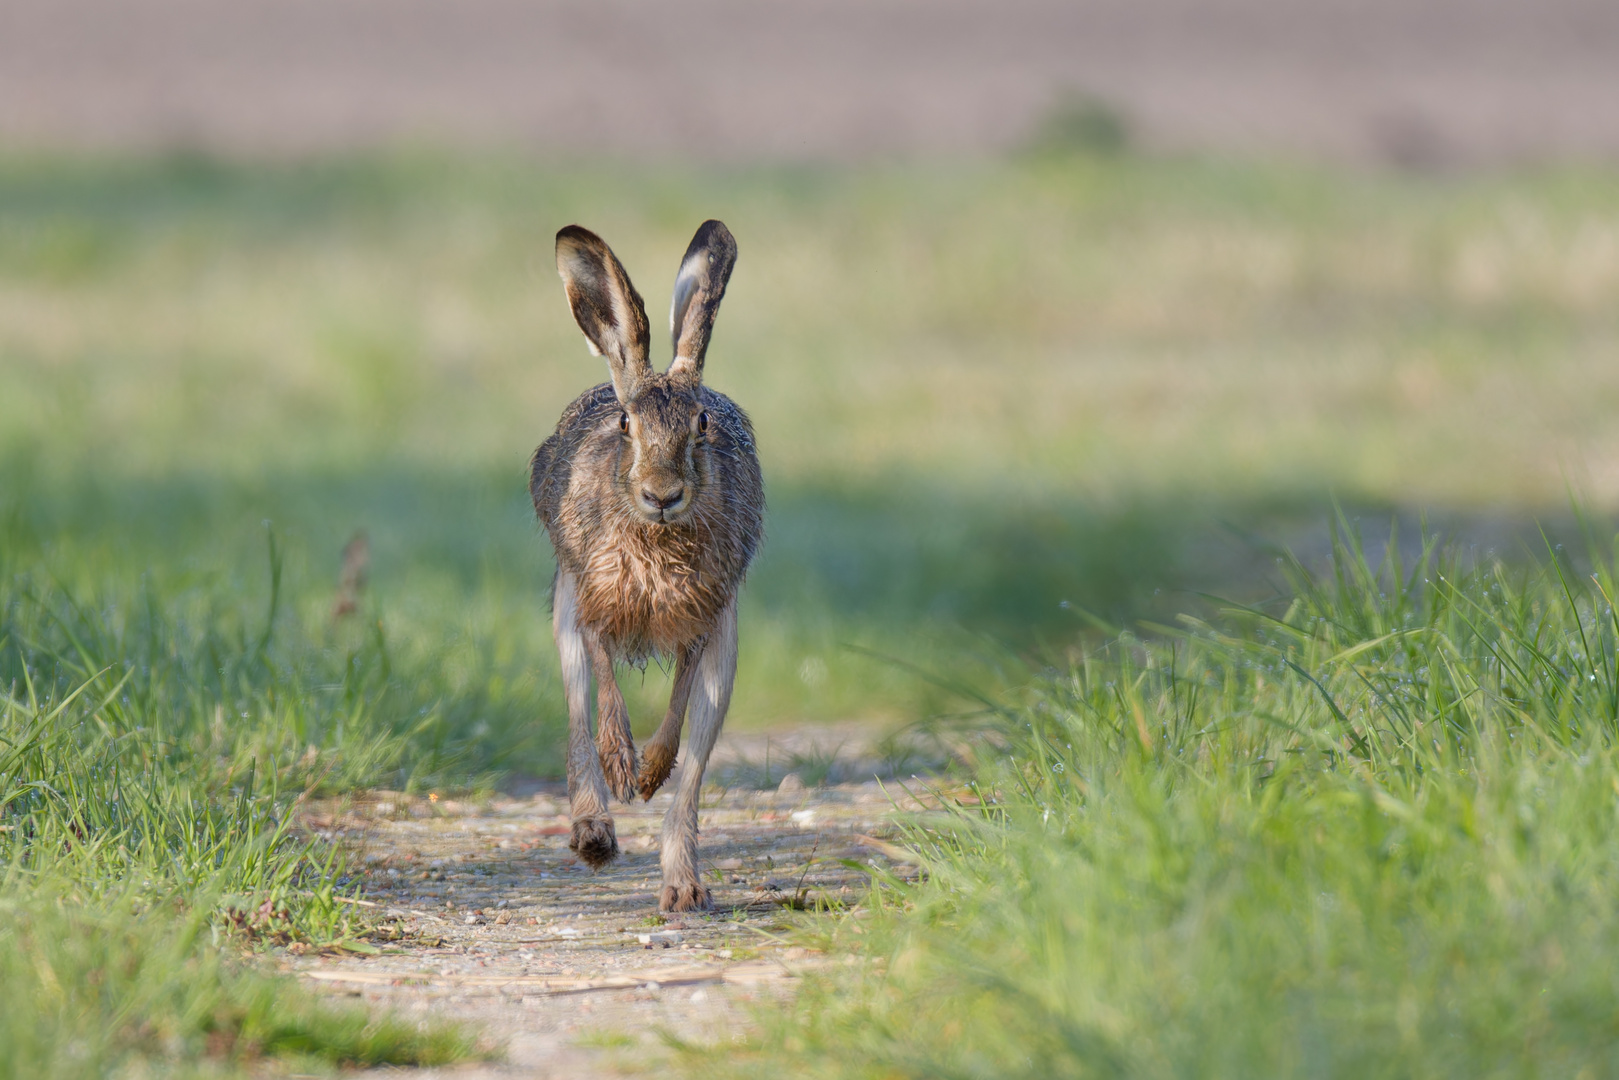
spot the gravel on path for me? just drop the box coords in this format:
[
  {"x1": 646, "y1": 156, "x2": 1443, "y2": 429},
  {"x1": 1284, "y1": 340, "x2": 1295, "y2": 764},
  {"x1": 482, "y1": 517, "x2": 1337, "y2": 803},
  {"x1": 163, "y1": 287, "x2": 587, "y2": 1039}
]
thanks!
[{"x1": 288, "y1": 769, "x2": 927, "y2": 1078}]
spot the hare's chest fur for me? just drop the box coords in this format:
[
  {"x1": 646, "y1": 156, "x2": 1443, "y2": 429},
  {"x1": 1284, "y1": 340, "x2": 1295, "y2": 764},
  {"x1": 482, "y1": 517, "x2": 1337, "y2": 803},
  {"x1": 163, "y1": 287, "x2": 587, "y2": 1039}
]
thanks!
[{"x1": 570, "y1": 518, "x2": 730, "y2": 660}]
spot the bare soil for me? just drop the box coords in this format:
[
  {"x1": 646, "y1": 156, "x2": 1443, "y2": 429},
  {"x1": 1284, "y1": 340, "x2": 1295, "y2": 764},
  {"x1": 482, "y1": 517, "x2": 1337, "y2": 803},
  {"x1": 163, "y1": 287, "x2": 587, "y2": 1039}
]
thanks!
[
  {"x1": 3, "y1": 0, "x2": 1618, "y2": 166},
  {"x1": 286, "y1": 734, "x2": 929, "y2": 1078}
]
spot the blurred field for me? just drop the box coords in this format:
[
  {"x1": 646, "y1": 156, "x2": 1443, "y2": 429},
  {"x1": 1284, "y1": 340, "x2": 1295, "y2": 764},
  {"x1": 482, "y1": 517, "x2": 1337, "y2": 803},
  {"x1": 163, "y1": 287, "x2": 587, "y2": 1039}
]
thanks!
[
  {"x1": 5, "y1": 149, "x2": 1619, "y2": 766},
  {"x1": 5, "y1": 0, "x2": 1619, "y2": 166}
]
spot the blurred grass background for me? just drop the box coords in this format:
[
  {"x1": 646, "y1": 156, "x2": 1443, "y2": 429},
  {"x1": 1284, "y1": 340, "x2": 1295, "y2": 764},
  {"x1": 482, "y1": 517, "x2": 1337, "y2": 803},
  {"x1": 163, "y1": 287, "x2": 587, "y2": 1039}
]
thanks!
[{"x1": 5, "y1": 148, "x2": 1619, "y2": 781}]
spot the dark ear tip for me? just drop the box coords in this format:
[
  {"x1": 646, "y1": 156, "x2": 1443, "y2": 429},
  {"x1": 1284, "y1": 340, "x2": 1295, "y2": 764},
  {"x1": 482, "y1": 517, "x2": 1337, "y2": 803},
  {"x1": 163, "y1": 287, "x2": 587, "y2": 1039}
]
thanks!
[
  {"x1": 694, "y1": 219, "x2": 737, "y2": 254},
  {"x1": 556, "y1": 224, "x2": 608, "y2": 257}
]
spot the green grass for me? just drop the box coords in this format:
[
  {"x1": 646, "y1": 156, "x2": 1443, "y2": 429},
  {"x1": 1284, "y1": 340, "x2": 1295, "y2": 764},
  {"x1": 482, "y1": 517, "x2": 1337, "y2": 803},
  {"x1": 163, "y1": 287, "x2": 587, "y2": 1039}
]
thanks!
[
  {"x1": 721, "y1": 523, "x2": 1619, "y2": 1077},
  {"x1": 0, "y1": 561, "x2": 478, "y2": 1075},
  {"x1": 0, "y1": 904, "x2": 471, "y2": 1078}
]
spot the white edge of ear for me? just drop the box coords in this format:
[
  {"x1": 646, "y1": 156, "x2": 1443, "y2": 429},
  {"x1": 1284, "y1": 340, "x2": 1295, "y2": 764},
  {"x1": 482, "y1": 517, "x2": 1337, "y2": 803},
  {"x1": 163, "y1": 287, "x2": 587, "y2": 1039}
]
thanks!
[{"x1": 669, "y1": 251, "x2": 706, "y2": 333}]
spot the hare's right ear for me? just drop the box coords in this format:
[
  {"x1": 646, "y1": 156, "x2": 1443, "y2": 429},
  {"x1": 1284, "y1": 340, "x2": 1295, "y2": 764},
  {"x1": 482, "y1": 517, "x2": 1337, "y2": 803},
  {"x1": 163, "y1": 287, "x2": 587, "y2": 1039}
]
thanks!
[
  {"x1": 667, "y1": 220, "x2": 738, "y2": 387},
  {"x1": 556, "y1": 225, "x2": 653, "y2": 403}
]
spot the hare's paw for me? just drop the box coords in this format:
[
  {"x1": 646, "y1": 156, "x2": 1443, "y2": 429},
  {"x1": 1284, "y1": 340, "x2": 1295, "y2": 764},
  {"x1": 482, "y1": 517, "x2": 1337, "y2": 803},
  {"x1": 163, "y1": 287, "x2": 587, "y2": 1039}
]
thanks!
[
  {"x1": 638, "y1": 742, "x2": 678, "y2": 801},
  {"x1": 599, "y1": 739, "x2": 638, "y2": 804},
  {"x1": 568, "y1": 817, "x2": 619, "y2": 869},
  {"x1": 658, "y1": 880, "x2": 714, "y2": 913}
]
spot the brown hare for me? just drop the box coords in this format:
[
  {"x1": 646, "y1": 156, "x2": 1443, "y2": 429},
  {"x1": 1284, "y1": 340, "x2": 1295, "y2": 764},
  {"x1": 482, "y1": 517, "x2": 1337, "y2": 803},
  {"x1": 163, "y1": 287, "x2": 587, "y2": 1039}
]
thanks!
[{"x1": 530, "y1": 220, "x2": 763, "y2": 912}]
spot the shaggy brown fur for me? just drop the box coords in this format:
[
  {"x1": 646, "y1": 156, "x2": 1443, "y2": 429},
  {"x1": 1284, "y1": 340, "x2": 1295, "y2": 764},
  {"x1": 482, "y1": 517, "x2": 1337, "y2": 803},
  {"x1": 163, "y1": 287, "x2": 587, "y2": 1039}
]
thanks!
[
  {"x1": 531, "y1": 221, "x2": 764, "y2": 911},
  {"x1": 531, "y1": 382, "x2": 762, "y2": 661}
]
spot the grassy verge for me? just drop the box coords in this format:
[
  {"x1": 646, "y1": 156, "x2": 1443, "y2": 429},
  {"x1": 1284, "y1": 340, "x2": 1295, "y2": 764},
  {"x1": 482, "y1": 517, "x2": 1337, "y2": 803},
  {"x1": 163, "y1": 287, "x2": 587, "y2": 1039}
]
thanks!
[
  {"x1": 723, "y1": 523, "x2": 1619, "y2": 1077},
  {"x1": 0, "y1": 904, "x2": 470, "y2": 1078},
  {"x1": 0, "y1": 563, "x2": 479, "y2": 1075}
]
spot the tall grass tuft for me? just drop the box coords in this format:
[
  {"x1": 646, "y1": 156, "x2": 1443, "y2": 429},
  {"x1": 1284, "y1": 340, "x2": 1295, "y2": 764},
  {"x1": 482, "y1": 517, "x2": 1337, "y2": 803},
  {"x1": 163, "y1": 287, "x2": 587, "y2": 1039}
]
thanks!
[
  {"x1": 724, "y1": 522, "x2": 1619, "y2": 1077},
  {"x1": 0, "y1": 523, "x2": 554, "y2": 798},
  {"x1": 0, "y1": 548, "x2": 481, "y2": 1074}
]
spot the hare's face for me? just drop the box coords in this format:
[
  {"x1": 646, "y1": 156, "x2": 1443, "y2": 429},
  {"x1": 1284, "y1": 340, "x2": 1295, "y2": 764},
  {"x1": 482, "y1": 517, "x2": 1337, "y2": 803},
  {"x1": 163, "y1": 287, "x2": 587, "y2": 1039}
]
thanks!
[{"x1": 616, "y1": 378, "x2": 707, "y2": 524}]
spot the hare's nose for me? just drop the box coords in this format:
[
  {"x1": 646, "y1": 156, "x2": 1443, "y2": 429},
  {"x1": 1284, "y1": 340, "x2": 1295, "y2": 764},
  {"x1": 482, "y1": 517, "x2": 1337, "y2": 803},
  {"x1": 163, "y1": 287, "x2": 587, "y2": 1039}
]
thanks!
[{"x1": 642, "y1": 486, "x2": 686, "y2": 510}]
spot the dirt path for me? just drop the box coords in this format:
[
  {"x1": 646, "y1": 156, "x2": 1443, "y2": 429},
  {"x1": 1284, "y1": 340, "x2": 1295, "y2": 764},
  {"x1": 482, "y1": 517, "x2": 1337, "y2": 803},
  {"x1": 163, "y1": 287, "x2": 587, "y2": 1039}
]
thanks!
[{"x1": 288, "y1": 734, "x2": 924, "y2": 1077}]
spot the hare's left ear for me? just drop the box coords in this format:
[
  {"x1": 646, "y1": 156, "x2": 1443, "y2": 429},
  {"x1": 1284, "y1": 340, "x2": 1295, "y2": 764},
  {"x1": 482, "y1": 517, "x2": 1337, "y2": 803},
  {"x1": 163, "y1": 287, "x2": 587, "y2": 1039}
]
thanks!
[
  {"x1": 668, "y1": 220, "x2": 738, "y2": 386},
  {"x1": 556, "y1": 225, "x2": 653, "y2": 403}
]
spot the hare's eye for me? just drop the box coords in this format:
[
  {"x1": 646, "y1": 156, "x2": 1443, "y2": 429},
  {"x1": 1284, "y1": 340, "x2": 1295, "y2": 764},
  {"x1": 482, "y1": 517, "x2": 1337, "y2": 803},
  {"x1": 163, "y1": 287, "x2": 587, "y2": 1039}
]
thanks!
[
  {"x1": 618, "y1": 412, "x2": 630, "y2": 435},
  {"x1": 697, "y1": 411, "x2": 710, "y2": 434}
]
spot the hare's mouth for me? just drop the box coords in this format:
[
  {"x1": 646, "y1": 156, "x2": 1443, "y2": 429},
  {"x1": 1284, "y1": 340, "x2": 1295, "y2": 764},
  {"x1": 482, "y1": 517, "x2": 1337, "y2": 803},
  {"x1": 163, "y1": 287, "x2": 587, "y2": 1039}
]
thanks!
[
  {"x1": 635, "y1": 483, "x2": 690, "y2": 523},
  {"x1": 644, "y1": 505, "x2": 691, "y2": 526}
]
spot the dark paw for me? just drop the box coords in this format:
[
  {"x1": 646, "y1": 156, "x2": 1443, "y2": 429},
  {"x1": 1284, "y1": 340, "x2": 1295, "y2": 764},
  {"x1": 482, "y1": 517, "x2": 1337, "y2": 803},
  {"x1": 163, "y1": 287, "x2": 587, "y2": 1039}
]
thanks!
[
  {"x1": 638, "y1": 743, "x2": 677, "y2": 801},
  {"x1": 599, "y1": 739, "x2": 638, "y2": 804},
  {"x1": 568, "y1": 818, "x2": 619, "y2": 869},
  {"x1": 659, "y1": 881, "x2": 714, "y2": 913}
]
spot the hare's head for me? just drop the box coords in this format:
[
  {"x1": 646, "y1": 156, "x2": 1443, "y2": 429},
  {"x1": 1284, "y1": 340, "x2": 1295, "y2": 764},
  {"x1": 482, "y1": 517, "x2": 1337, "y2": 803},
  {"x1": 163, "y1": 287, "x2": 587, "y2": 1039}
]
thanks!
[{"x1": 555, "y1": 221, "x2": 739, "y2": 525}]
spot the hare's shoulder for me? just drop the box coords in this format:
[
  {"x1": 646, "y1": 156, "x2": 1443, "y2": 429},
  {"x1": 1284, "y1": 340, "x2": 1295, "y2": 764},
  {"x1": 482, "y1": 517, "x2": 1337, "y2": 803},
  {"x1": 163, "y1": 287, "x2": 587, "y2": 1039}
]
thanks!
[
  {"x1": 530, "y1": 383, "x2": 618, "y2": 523},
  {"x1": 555, "y1": 382, "x2": 620, "y2": 441}
]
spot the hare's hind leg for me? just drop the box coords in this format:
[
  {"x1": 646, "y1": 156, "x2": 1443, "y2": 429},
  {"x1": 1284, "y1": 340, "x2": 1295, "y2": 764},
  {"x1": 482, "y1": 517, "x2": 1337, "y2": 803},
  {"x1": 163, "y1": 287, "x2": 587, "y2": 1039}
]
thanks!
[
  {"x1": 659, "y1": 599, "x2": 737, "y2": 912},
  {"x1": 587, "y1": 636, "x2": 637, "y2": 803},
  {"x1": 638, "y1": 639, "x2": 701, "y2": 800},
  {"x1": 554, "y1": 570, "x2": 618, "y2": 868}
]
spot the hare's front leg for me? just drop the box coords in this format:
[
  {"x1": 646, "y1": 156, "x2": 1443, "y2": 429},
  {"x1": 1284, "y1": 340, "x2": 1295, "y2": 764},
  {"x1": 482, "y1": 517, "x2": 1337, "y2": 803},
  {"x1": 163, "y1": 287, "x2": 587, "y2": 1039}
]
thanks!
[
  {"x1": 659, "y1": 599, "x2": 737, "y2": 912},
  {"x1": 638, "y1": 639, "x2": 701, "y2": 800},
  {"x1": 586, "y1": 635, "x2": 637, "y2": 803},
  {"x1": 554, "y1": 570, "x2": 618, "y2": 867}
]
